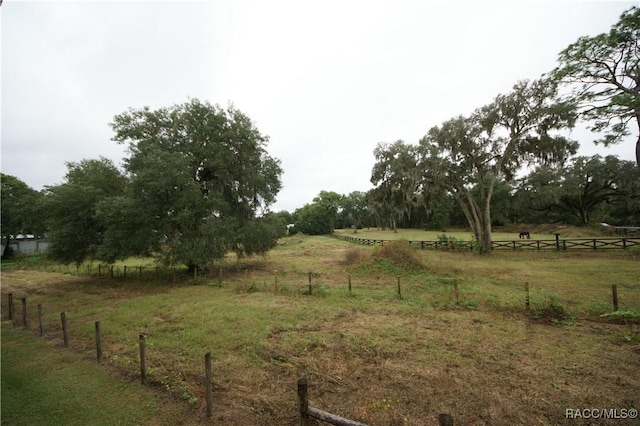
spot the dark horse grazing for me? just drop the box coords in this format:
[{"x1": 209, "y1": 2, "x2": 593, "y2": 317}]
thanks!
[{"x1": 519, "y1": 231, "x2": 530, "y2": 239}]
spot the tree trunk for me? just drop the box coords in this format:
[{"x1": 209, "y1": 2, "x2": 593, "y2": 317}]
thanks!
[
  {"x1": 635, "y1": 132, "x2": 640, "y2": 173},
  {"x1": 480, "y1": 189, "x2": 494, "y2": 254},
  {"x1": 2, "y1": 235, "x2": 11, "y2": 259}
]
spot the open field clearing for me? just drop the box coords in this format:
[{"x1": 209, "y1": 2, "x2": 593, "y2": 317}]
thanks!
[
  {"x1": 333, "y1": 224, "x2": 618, "y2": 241},
  {"x1": 2, "y1": 235, "x2": 639, "y2": 425}
]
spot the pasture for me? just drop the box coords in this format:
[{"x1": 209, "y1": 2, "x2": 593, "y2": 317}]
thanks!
[{"x1": 2, "y1": 234, "x2": 639, "y2": 425}]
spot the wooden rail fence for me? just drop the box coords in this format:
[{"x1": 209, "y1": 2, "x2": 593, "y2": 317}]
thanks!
[{"x1": 332, "y1": 233, "x2": 640, "y2": 252}]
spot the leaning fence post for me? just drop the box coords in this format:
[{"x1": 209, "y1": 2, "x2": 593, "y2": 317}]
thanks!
[
  {"x1": 21, "y1": 297, "x2": 27, "y2": 328},
  {"x1": 297, "y1": 378, "x2": 309, "y2": 426},
  {"x1": 612, "y1": 284, "x2": 619, "y2": 312},
  {"x1": 139, "y1": 333, "x2": 147, "y2": 384},
  {"x1": 8, "y1": 293, "x2": 14, "y2": 325},
  {"x1": 61, "y1": 312, "x2": 69, "y2": 347},
  {"x1": 95, "y1": 321, "x2": 103, "y2": 363},
  {"x1": 38, "y1": 304, "x2": 45, "y2": 336},
  {"x1": 525, "y1": 282, "x2": 530, "y2": 311},
  {"x1": 205, "y1": 352, "x2": 213, "y2": 418},
  {"x1": 397, "y1": 276, "x2": 402, "y2": 299},
  {"x1": 348, "y1": 274, "x2": 352, "y2": 293}
]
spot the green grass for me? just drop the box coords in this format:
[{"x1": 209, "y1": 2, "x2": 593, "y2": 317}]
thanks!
[
  {"x1": 1, "y1": 324, "x2": 158, "y2": 426},
  {"x1": 1, "y1": 234, "x2": 639, "y2": 425},
  {"x1": 335, "y1": 224, "x2": 612, "y2": 241}
]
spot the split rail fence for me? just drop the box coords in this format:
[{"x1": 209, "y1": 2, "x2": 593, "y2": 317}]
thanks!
[{"x1": 332, "y1": 234, "x2": 640, "y2": 252}]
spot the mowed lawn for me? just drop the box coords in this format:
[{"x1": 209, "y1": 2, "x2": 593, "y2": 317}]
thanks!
[
  {"x1": 1, "y1": 234, "x2": 639, "y2": 425},
  {"x1": 0, "y1": 323, "x2": 203, "y2": 426}
]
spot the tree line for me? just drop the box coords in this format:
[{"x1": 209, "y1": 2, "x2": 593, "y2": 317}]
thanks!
[
  {"x1": 2, "y1": 100, "x2": 285, "y2": 270},
  {"x1": 2, "y1": 7, "x2": 639, "y2": 261},
  {"x1": 293, "y1": 7, "x2": 640, "y2": 254}
]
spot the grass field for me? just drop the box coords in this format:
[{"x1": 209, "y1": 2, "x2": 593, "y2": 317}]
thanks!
[
  {"x1": 333, "y1": 224, "x2": 615, "y2": 241},
  {"x1": 2, "y1": 234, "x2": 639, "y2": 425}
]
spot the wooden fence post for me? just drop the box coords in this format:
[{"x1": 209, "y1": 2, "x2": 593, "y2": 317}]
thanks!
[
  {"x1": 348, "y1": 274, "x2": 352, "y2": 293},
  {"x1": 95, "y1": 321, "x2": 102, "y2": 363},
  {"x1": 438, "y1": 413, "x2": 454, "y2": 426},
  {"x1": 98, "y1": 264, "x2": 102, "y2": 278},
  {"x1": 525, "y1": 282, "x2": 530, "y2": 311},
  {"x1": 219, "y1": 268, "x2": 223, "y2": 286},
  {"x1": 298, "y1": 378, "x2": 309, "y2": 426},
  {"x1": 139, "y1": 333, "x2": 147, "y2": 384},
  {"x1": 308, "y1": 272, "x2": 312, "y2": 295},
  {"x1": 38, "y1": 304, "x2": 45, "y2": 336},
  {"x1": 109, "y1": 265, "x2": 114, "y2": 279},
  {"x1": 124, "y1": 265, "x2": 127, "y2": 280},
  {"x1": 205, "y1": 352, "x2": 213, "y2": 418},
  {"x1": 612, "y1": 284, "x2": 619, "y2": 312},
  {"x1": 21, "y1": 297, "x2": 27, "y2": 328},
  {"x1": 8, "y1": 293, "x2": 14, "y2": 325},
  {"x1": 274, "y1": 270, "x2": 278, "y2": 294},
  {"x1": 397, "y1": 276, "x2": 402, "y2": 299},
  {"x1": 61, "y1": 312, "x2": 69, "y2": 347}
]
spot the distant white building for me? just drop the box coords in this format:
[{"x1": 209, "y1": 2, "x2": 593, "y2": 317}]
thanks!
[{"x1": 1, "y1": 235, "x2": 49, "y2": 256}]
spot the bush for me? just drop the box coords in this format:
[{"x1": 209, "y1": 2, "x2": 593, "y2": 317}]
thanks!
[
  {"x1": 532, "y1": 299, "x2": 572, "y2": 323},
  {"x1": 373, "y1": 240, "x2": 423, "y2": 271},
  {"x1": 343, "y1": 248, "x2": 368, "y2": 265}
]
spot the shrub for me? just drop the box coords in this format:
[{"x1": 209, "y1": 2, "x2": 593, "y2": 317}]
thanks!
[
  {"x1": 373, "y1": 240, "x2": 423, "y2": 271},
  {"x1": 532, "y1": 299, "x2": 572, "y2": 323},
  {"x1": 343, "y1": 248, "x2": 368, "y2": 265}
]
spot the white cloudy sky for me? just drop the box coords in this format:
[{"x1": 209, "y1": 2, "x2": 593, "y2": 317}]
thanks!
[{"x1": 1, "y1": 0, "x2": 638, "y2": 212}]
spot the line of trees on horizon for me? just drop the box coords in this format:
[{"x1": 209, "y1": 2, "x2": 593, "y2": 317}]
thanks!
[
  {"x1": 288, "y1": 6, "x2": 640, "y2": 255},
  {"x1": 288, "y1": 151, "x2": 639, "y2": 236},
  {"x1": 2, "y1": 7, "x2": 639, "y2": 261}
]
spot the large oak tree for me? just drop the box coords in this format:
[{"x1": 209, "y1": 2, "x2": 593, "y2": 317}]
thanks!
[
  {"x1": 418, "y1": 79, "x2": 577, "y2": 253},
  {"x1": 108, "y1": 99, "x2": 283, "y2": 271}
]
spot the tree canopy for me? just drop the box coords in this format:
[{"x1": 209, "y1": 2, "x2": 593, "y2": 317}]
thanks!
[
  {"x1": 417, "y1": 79, "x2": 577, "y2": 253},
  {"x1": 44, "y1": 158, "x2": 127, "y2": 265},
  {"x1": 552, "y1": 6, "x2": 640, "y2": 171},
  {"x1": 108, "y1": 99, "x2": 283, "y2": 270},
  {"x1": 1, "y1": 174, "x2": 43, "y2": 258},
  {"x1": 370, "y1": 141, "x2": 419, "y2": 232}
]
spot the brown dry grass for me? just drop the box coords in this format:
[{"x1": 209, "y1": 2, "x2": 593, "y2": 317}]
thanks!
[{"x1": 1, "y1": 235, "x2": 639, "y2": 425}]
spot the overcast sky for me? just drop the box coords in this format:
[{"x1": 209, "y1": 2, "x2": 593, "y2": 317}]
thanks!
[{"x1": 2, "y1": 0, "x2": 638, "y2": 213}]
